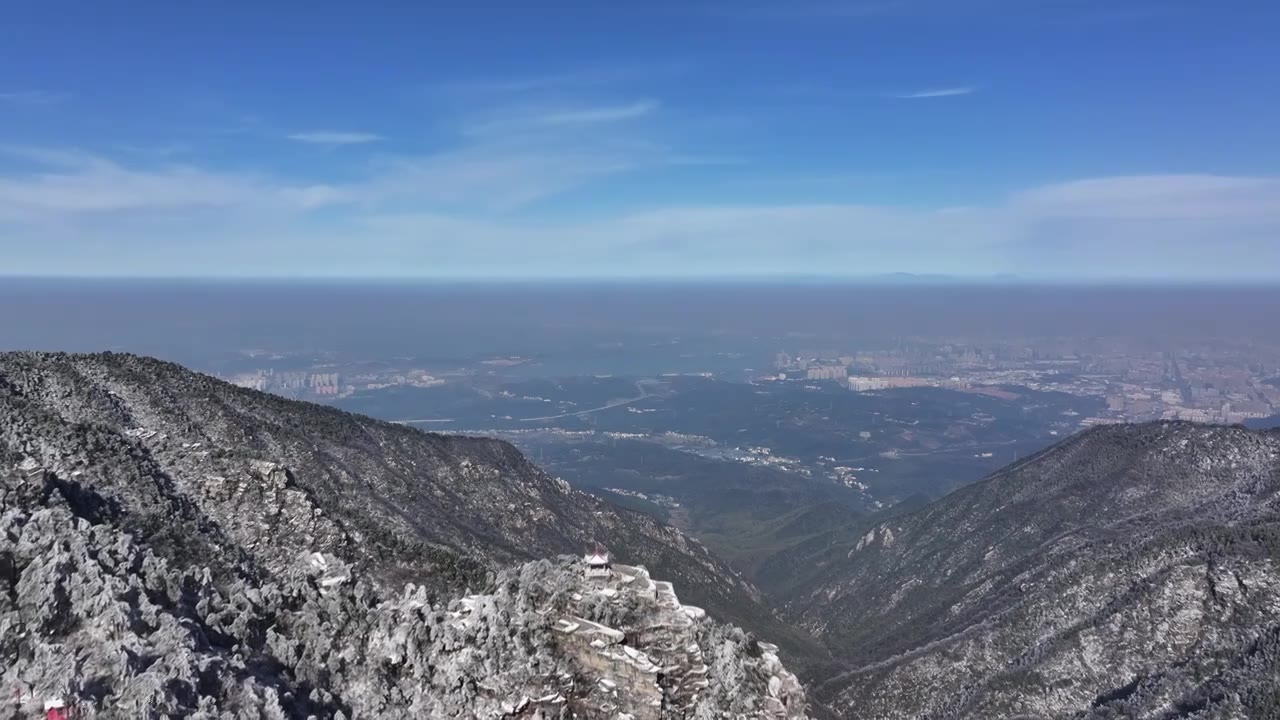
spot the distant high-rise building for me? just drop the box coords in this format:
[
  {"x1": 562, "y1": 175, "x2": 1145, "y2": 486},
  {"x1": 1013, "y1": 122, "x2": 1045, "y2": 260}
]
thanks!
[{"x1": 806, "y1": 365, "x2": 848, "y2": 381}]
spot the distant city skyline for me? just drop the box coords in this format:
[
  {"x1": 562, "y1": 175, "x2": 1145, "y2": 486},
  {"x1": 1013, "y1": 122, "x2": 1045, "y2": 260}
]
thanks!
[{"x1": 3, "y1": 1, "x2": 1279, "y2": 279}]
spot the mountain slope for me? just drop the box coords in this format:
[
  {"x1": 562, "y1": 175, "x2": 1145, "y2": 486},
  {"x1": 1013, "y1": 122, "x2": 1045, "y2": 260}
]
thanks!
[
  {"x1": 788, "y1": 422, "x2": 1280, "y2": 719},
  {"x1": 0, "y1": 351, "x2": 825, "y2": 671},
  {"x1": 2, "y1": 463, "x2": 809, "y2": 718}
]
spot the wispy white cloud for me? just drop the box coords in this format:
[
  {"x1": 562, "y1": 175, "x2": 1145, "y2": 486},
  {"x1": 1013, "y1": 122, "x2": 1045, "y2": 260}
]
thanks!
[
  {"x1": 430, "y1": 62, "x2": 686, "y2": 97},
  {"x1": 362, "y1": 144, "x2": 646, "y2": 212},
  {"x1": 4, "y1": 144, "x2": 1278, "y2": 279},
  {"x1": 0, "y1": 145, "x2": 106, "y2": 169},
  {"x1": 281, "y1": 173, "x2": 1280, "y2": 279},
  {"x1": 463, "y1": 100, "x2": 662, "y2": 138},
  {"x1": 893, "y1": 87, "x2": 975, "y2": 99},
  {"x1": 422, "y1": 65, "x2": 669, "y2": 188},
  {"x1": 435, "y1": 69, "x2": 624, "y2": 95},
  {"x1": 286, "y1": 131, "x2": 383, "y2": 145},
  {"x1": 357, "y1": 90, "x2": 668, "y2": 210},
  {"x1": 0, "y1": 132, "x2": 652, "y2": 219},
  {"x1": 0, "y1": 146, "x2": 346, "y2": 219},
  {"x1": 538, "y1": 100, "x2": 660, "y2": 126},
  {"x1": 0, "y1": 90, "x2": 69, "y2": 106},
  {"x1": 1010, "y1": 175, "x2": 1280, "y2": 220},
  {"x1": 664, "y1": 154, "x2": 748, "y2": 167}
]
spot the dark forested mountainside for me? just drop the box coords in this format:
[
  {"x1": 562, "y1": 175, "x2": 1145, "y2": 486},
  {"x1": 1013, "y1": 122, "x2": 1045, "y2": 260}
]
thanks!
[{"x1": 788, "y1": 421, "x2": 1280, "y2": 719}]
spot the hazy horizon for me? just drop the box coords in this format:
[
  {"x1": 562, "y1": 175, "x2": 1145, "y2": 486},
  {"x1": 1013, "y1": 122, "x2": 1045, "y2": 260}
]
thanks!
[
  {"x1": 6, "y1": 274, "x2": 1280, "y2": 285},
  {"x1": 5, "y1": 280, "x2": 1280, "y2": 375}
]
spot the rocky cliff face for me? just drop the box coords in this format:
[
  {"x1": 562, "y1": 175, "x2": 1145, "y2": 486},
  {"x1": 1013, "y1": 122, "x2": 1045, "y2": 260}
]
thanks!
[
  {"x1": 1, "y1": 465, "x2": 806, "y2": 718},
  {"x1": 789, "y1": 422, "x2": 1280, "y2": 719},
  {"x1": 0, "y1": 352, "x2": 812, "y2": 718}
]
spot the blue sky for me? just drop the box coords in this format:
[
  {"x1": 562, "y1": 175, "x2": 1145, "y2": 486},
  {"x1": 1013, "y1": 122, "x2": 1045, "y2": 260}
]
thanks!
[{"x1": 2, "y1": 0, "x2": 1279, "y2": 279}]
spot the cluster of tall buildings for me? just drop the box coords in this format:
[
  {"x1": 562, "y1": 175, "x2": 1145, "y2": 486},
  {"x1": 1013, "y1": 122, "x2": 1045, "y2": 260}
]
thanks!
[
  {"x1": 774, "y1": 349, "x2": 936, "y2": 388},
  {"x1": 847, "y1": 376, "x2": 932, "y2": 392},
  {"x1": 308, "y1": 373, "x2": 340, "y2": 396},
  {"x1": 774, "y1": 351, "x2": 850, "y2": 381},
  {"x1": 806, "y1": 365, "x2": 848, "y2": 381},
  {"x1": 227, "y1": 369, "x2": 343, "y2": 398}
]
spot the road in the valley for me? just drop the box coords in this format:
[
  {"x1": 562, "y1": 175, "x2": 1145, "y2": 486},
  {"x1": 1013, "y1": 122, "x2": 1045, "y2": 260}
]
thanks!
[
  {"x1": 518, "y1": 379, "x2": 657, "y2": 422},
  {"x1": 393, "y1": 379, "x2": 663, "y2": 425}
]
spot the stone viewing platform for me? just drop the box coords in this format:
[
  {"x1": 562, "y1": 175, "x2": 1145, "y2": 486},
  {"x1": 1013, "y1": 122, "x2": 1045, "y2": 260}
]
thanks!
[
  {"x1": 549, "y1": 550, "x2": 800, "y2": 718},
  {"x1": 428, "y1": 547, "x2": 806, "y2": 719}
]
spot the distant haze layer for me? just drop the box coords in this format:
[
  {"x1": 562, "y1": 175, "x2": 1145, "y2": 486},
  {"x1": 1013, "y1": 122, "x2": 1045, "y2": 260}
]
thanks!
[{"x1": 2, "y1": 279, "x2": 1279, "y2": 369}]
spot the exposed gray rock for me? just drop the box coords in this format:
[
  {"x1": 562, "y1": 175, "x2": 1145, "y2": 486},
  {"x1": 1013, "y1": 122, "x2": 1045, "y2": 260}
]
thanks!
[{"x1": 1, "y1": 465, "x2": 806, "y2": 718}]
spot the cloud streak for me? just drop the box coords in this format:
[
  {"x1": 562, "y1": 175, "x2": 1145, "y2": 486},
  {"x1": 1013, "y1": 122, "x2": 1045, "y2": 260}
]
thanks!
[
  {"x1": 893, "y1": 87, "x2": 975, "y2": 99},
  {"x1": 430, "y1": 62, "x2": 687, "y2": 97},
  {"x1": 286, "y1": 131, "x2": 383, "y2": 145},
  {"x1": 463, "y1": 100, "x2": 662, "y2": 137},
  {"x1": 0, "y1": 90, "x2": 69, "y2": 106},
  {"x1": 538, "y1": 100, "x2": 660, "y2": 126},
  {"x1": 3, "y1": 144, "x2": 1278, "y2": 280},
  {"x1": 435, "y1": 69, "x2": 627, "y2": 95},
  {"x1": 363, "y1": 144, "x2": 647, "y2": 212},
  {"x1": 330, "y1": 176, "x2": 1280, "y2": 279},
  {"x1": 0, "y1": 146, "x2": 345, "y2": 218}
]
